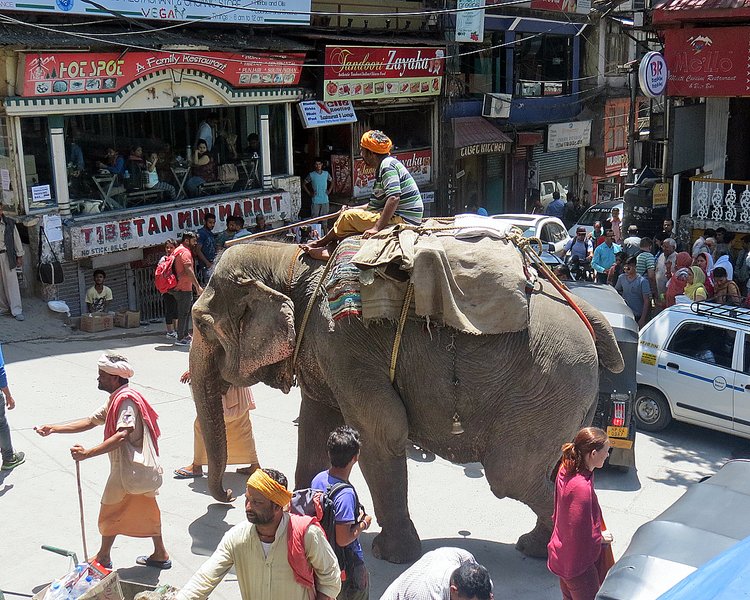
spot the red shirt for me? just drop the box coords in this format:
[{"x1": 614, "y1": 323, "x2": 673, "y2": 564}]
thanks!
[
  {"x1": 173, "y1": 245, "x2": 195, "y2": 292},
  {"x1": 547, "y1": 466, "x2": 603, "y2": 579}
]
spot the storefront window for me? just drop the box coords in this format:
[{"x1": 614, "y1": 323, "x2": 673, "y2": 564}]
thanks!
[
  {"x1": 513, "y1": 34, "x2": 572, "y2": 97},
  {"x1": 460, "y1": 33, "x2": 508, "y2": 96},
  {"x1": 21, "y1": 117, "x2": 56, "y2": 211},
  {"x1": 354, "y1": 108, "x2": 432, "y2": 152},
  {"x1": 61, "y1": 104, "x2": 288, "y2": 216}
]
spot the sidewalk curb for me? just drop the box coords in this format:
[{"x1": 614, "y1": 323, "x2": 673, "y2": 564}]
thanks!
[{"x1": 3, "y1": 325, "x2": 168, "y2": 346}]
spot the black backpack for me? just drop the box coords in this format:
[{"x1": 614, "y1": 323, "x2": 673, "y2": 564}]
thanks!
[{"x1": 290, "y1": 482, "x2": 363, "y2": 576}]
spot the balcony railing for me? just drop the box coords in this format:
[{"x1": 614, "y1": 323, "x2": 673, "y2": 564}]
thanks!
[{"x1": 690, "y1": 176, "x2": 750, "y2": 224}]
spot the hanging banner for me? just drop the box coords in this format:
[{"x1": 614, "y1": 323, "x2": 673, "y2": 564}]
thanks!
[
  {"x1": 664, "y1": 27, "x2": 750, "y2": 97},
  {"x1": 297, "y1": 101, "x2": 358, "y2": 128},
  {"x1": 455, "y1": 0, "x2": 486, "y2": 43},
  {"x1": 529, "y1": 0, "x2": 591, "y2": 14},
  {"x1": 0, "y1": 0, "x2": 311, "y2": 25},
  {"x1": 323, "y1": 46, "x2": 445, "y2": 101},
  {"x1": 19, "y1": 51, "x2": 305, "y2": 98},
  {"x1": 353, "y1": 150, "x2": 432, "y2": 198}
]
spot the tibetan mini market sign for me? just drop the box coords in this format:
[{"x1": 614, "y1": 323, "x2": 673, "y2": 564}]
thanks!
[
  {"x1": 69, "y1": 192, "x2": 291, "y2": 258},
  {"x1": 664, "y1": 27, "x2": 750, "y2": 97},
  {"x1": 323, "y1": 46, "x2": 445, "y2": 101},
  {"x1": 1, "y1": 0, "x2": 310, "y2": 25},
  {"x1": 19, "y1": 51, "x2": 305, "y2": 98}
]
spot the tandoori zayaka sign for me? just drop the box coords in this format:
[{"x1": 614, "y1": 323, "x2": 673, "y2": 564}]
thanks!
[
  {"x1": 69, "y1": 193, "x2": 291, "y2": 258},
  {"x1": 19, "y1": 51, "x2": 305, "y2": 97},
  {"x1": 323, "y1": 46, "x2": 445, "y2": 101}
]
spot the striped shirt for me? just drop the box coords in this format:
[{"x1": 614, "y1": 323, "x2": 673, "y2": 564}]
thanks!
[
  {"x1": 636, "y1": 251, "x2": 656, "y2": 276},
  {"x1": 368, "y1": 156, "x2": 423, "y2": 224}
]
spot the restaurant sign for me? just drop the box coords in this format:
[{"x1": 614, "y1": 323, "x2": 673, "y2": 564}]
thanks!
[
  {"x1": 323, "y1": 46, "x2": 445, "y2": 101},
  {"x1": 19, "y1": 51, "x2": 305, "y2": 98},
  {"x1": 353, "y1": 150, "x2": 432, "y2": 198},
  {"x1": 69, "y1": 193, "x2": 291, "y2": 258},
  {"x1": 664, "y1": 27, "x2": 750, "y2": 97},
  {"x1": 529, "y1": 0, "x2": 591, "y2": 14},
  {"x1": 548, "y1": 120, "x2": 592, "y2": 151},
  {"x1": 297, "y1": 101, "x2": 358, "y2": 128},
  {"x1": 458, "y1": 141, "x2": 510, "y2": 157},
  {"x1": 3, "y1": 0, "x2": 311, "y2": 25}
]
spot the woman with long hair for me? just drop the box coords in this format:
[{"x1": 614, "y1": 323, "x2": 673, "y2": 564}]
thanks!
[{"x1": 548, "y1": 427, "x2": 612, "y2": 600}]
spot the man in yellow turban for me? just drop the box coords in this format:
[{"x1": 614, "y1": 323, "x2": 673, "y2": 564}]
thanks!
[
  {"x1": 178, "y1": 468, "x2": 341, "y2": 600},
  {"x1": 301, "y1": 129, "x2": 424, "y2": 260}
]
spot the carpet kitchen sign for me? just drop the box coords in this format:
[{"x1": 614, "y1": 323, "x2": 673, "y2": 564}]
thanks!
[
  {"x1": 69, "y1": 193, "x2": 291, "y2": 258},
  {"x1": 19, "y1": 51, "x2": 305, "y2": 97},
  {"x1": 6, "y1": 0, "x2": 311, "y2": 24}
]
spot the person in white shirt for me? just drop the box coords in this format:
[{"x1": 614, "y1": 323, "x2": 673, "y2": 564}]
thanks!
[
  {"x1": 381, "y1": 547, "x2": 493, "y2": 600},
  {"x1": 195, "y1": 114, "x2": 218, "y2": 152}
]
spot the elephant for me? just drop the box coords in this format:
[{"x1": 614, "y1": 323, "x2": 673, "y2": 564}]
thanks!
[{"x1": 189, "y1": 240, "x2": 624, "y2": 563}]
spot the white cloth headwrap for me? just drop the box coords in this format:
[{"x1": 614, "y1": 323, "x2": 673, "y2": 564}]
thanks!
[{"x1": 97, "y1": 354, "x2": 134, "y2": 378}]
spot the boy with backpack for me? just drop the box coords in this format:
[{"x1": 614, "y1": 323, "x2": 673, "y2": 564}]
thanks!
[{"x1": 311, "y1": 426, "x2": 371, "y2": 600}]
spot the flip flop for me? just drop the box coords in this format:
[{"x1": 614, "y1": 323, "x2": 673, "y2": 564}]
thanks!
[
  {"x1": 174, "y1": 467, "x2": 203, "y2": 479},
  {"x1": 136, "y1": 555, "x2": 172, "y2": 570}
]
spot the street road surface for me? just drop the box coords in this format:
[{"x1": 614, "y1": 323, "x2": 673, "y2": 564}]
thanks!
[{"x1": 1, "y1": 338, "x2": 748, "y2": 598}]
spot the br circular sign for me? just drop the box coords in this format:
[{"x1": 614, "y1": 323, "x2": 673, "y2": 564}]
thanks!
[{"x1": 639, "y1": 52, "x2": 668, "y2": 98}]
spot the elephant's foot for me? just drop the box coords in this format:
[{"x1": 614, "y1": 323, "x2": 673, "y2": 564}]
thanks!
[
  {"x1": 515, "y1": 520, "x2": 552, "y2": 558},
  {"x1": 372, "y1": 526, "x2": 422, "y2": 564}
]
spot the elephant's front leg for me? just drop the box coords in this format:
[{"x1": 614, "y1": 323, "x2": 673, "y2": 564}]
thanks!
[
  {"x1": 340, "y1": 387, "x2": 422, "y2": 564},
  {"x1": 295, "y1": 391, "x2": 344, "y2": 489}
]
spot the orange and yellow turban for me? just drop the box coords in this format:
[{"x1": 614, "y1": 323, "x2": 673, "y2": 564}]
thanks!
[
  {"x1": 247, "y1": 469, "x2": 292, "y2": 507},
  {"x1": 360, "y1": 130, "x2": 393, "y2": 154}
]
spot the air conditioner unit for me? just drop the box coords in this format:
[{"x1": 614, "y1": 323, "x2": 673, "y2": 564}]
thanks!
[{"x1": 482, "y1": 93, "x2": 512, "y2": 119}]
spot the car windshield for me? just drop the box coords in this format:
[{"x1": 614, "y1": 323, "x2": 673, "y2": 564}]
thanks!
[{"x1": 578, "y1": 207, "x2": 615, "y2": 226}]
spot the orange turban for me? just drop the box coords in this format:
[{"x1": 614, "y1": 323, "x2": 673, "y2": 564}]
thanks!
[
  {"x1": 247, "y1": 468, "x2": 292, "y2": 507},
  {"x1": 360, "y1": 130, "x2": 393, "y2": 154}
]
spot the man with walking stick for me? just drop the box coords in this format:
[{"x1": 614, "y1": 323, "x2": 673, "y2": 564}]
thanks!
[{"x1": 35, "y1": 353, "x2": 170, "y2": 570}]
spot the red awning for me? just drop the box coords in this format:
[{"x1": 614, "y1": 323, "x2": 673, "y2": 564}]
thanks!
[
  {"x1": 652, "y1": 0, "x2": 750, "y2": 25},
  {"x1": 453, "y1": 117, "x2": 513, "y2": 156}
]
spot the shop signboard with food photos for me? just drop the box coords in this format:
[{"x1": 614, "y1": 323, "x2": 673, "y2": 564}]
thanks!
[
  {"x1": 323, "y1": 46, "x2": 445, "y2": 101},
  {"x1": 352, "y1": 150, "x2": 432, "y2": 198},
  {"x1": 19, "y1": 51, "x2": 305, "y2": 97}
]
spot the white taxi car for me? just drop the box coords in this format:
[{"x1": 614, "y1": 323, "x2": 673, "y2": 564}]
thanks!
[{"x1": 636, "y1": 302, "x2": 750, "y2": 437}]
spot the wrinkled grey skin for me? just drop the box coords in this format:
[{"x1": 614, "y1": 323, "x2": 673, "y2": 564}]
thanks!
[{"x1": 190, "y1": 241, "x2": 624, "y2": 563}]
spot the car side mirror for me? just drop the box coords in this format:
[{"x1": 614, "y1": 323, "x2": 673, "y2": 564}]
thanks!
[{"x1": 548, "y1": 243, "x2": 556, "y2": 253}]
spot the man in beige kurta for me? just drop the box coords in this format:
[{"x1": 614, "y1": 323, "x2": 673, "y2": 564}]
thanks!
[
  {"x1": 0, "y1": 204, "x2": 24, "y2": 321},
  {"x1": 178, "y1": 468, "x2": 341, "y2": 600},
  {"x1": 36, "y1": 353, "x2": 170, "y2": 570}
]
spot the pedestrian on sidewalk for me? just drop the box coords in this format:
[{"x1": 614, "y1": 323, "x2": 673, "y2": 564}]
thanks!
[
  {"x1": 312, "y1": 426, "x2": 372, "y2": 600},
  {"x1": 547, "y1": 427, "x2": 613, "y2": 600},
  {"x1": 174, "y1": 370, "x2": 260, "y2": 479},
  {"x1": 158, "y1": 239, "x2": 179, "y2": 340},
  {"x1": 173, "y1": 231, "x2": 203, "y2": 347},
  {"x1": 0, "y1": 203, "x2": 25, "y2": 322},
  {"x1": 35, "y1": 353, "x2": 170, "y2": 570},
  {"x1": 177, "y1": 468, "x2": 341, "y2": 599},
  {"x1": 0, "y1": 344, "x2": 25, "y2": 471},
  {"x1": 380, "y1": 547, "x2": 494, "y2": 599}
]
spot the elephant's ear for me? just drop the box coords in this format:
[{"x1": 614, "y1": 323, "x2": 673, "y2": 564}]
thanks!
[{"x1": 237, "y1": 280, "x2": 296, "y2": 383}]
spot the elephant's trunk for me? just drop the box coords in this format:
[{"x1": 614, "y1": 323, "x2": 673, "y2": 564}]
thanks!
[{"x1": 190, "y1": 327, "x2": 233, "y2": 502}]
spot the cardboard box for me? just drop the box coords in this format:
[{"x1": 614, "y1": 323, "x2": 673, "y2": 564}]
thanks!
[
  {"x1": 33, "y1": 571, "x2": 123, "y2": 600},
  {"x1": 80, "y1": 313, "x2": 114, "y2": 333},
  {"x1": 114, "y1": 310, "x2": 140, "y2": 329}
]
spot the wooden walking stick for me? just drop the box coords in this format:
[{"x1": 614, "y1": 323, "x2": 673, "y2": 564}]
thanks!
[
  {"x1": 225, "y1": 209, "x2": 342, "y2": 247},
  {"x1": 75, "y1": 461, "x2": 89, "y2": 561}
]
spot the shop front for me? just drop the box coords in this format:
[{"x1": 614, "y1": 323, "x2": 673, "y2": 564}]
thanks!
[
  {"x1": 451, "y1": 116, "x2": 512, "y2": 214},
  {"x1": 3, "y1": 48, "x2": 309, "y2": 316},
  {"x1": 294, "y1": 45, "x2": 444, "y2": 215}
]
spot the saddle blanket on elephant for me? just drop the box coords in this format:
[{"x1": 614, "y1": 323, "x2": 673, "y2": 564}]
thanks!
[
  {"x1": 325, "y1": 237, "x2": 363, "y2": 321},
  {"x1": 324, "y1": 217, "x2": 529, "y2": 335}
]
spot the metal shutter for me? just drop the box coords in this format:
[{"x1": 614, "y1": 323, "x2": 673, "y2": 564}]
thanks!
[
  {"x1": 55, "y1": 261, "x2": 83, "y2": 317},
  {"x1": 81, "y1": 264, "x2": 129, "y2": 314},
  {"x1": 532, "y1": 146, "x2": 578, "y2": 180}
]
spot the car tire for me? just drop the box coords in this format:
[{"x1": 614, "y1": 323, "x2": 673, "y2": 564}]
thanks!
[{"x1": 634, "y1": 387, "x2": 672, "y2": 432}]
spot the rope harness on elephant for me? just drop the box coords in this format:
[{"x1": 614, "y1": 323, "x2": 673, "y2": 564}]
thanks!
[{"x1": 286, "y1": 219, "x2": 596, "y2": 387}]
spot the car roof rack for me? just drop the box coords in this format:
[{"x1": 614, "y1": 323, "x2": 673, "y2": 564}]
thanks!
[{"x1": 690, "y1": 301, "x2": 750, "y2": 325}]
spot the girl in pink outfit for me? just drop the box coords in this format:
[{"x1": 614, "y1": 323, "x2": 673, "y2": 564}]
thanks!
[{"x1": 547, "y1": 427, "x2": 613, "y2": 600}]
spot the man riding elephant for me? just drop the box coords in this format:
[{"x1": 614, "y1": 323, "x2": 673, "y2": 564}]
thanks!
[{"x1": 301, "y1": 130, "x2": 423, "y2": 260}]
